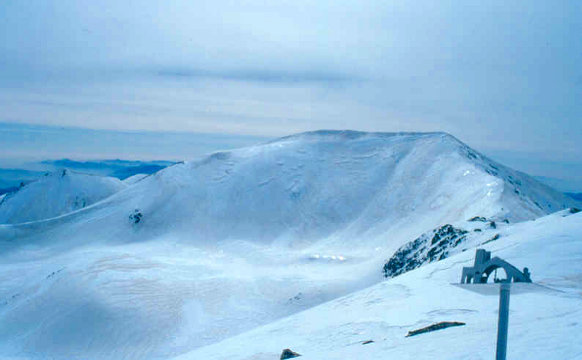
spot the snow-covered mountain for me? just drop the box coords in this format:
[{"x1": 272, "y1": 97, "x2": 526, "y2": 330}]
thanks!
[
  {"x1": 0, "y1": 169, "x2": 126, "y2": 224},
  {"x1": 6, "y1": 131, "x2": 573, "y2": 247},
  {"x1": 0, "y1": 131, "x2": 579, "y2": 359}
]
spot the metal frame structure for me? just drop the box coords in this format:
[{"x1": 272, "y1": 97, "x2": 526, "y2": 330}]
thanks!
[{"x1": 457, "y1": 249, "x2": 532, "y2": 360}]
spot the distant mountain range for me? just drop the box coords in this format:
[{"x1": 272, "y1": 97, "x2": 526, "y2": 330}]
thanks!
[
  {"x1": 40, "y1": 159, "x2": 175, "y2": 178},
  {"x1": 534, "y1": 175, "x2": 582, "y2": 194},
  {"x1": 0, "y1": 159, "x2": 176, "y2": 195}
]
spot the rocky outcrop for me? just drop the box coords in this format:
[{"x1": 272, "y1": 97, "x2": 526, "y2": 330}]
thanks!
[
  {"x1": 406, "y1": 321, "x2": 465, "y2": 337},
  {"x1": 280, "y1": 348, "x2": 301, "y2": 359},
  {"x1": 383, "y1": 224, "x2": 468, "y2": 278},
  {"x1": 129, "y1": 209, "x2": 143, "y2": 224}
]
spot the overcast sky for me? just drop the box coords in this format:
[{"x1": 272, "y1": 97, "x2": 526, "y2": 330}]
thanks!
[{"x1": 0, "y1": 1, "x2": 581, "y2": 183}]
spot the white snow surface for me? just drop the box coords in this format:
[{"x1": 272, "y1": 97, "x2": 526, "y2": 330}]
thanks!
[
  {"x1": 0, "y1": 131, "x2": 579, "y2": 359},
  {"x1": 0, "y1": 169, "x2": 126, "y2": 224},
  {"x1": 175, "y1": 210, "x2": 582, "y2": 360}
]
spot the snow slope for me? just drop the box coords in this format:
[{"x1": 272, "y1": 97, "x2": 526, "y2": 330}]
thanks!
[
  {"x1": 0, "y1": 131, "x2": 578, "y2": 359},
  {"x1": 0, "y1": 170, "x2": 126, "y2": 224},
  {"x1": 123, "y1": 173, "x2": 149, "y2": 185},
  {"x1": 175, "y1": 210, "x2": 582, "y2": 360}
]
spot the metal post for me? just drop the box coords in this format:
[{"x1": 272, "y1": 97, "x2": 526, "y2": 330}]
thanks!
[{"x1": 496, "y1": 283, "x2": 511, "y2": 360}]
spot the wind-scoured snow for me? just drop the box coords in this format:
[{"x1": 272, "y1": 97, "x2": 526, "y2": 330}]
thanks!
[
  {"x1": 0, "y1": 131, "x2": 579, "y2": 359},
  {"x1": 0, "y1": 169, "x2": 126, "y2": 224}
]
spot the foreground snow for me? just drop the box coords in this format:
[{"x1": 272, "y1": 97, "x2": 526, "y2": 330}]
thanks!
[{"x1": 176, "y1": 210, "x2": 582, "y2": 360}]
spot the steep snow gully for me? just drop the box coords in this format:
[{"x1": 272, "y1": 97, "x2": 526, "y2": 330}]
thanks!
[{"x1": 0, "y1": 131, "x2": 579, "y2": 359}]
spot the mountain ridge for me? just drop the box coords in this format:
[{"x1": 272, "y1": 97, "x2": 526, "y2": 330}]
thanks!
[{"x1": 1, "y1": 130, "x2": 577, "y2": 246}]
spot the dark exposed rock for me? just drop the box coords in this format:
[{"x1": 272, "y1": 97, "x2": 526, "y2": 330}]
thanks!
[
  {"x1": 362, "y1": 340, "x2": 374, "y2": 345},
  {"x1": 465, "y1": 151, "x2": 478, "y2": 160},
  {"x1": 468, "y1": 216, "x2": 496, "y2": 229},
  {"x1": 129, "y1": 209, "x2": 143, "y2": 224},
  {"x1": 280, "y1": 348, "x2": 301, "y2": 359},
  {"x1": 287, "y1": 292, "x2": 303, "y2": 303},
  {"x1": 570, "y1": 208, "x2": 581, "y2": 214},
  {"x1": 46, "y1": 268, "x2": 64, "y2": 279},
  {"x1": 406, "y1": 321, "x2": 465, "y2": 337},
  {"x1": 383, "y1": 224, "x2": 468, "y2": 278},
  {"x1": 482, "y1": 233, "x2": 500, "y2": 245}
]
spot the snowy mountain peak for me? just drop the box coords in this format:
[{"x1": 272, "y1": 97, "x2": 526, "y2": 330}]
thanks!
[
  {"x1": 0, "y1": 169, "x2": 126, "y2": 224},
  {"x1": 23, "y1": 130, "x2": 568, "y2": 250},
  {"x1": 273, "y1": 129, "x2": 455, "y2": 142},
  {"x1": 2, "y1": 131, "x2": 576, "y2": 244}
]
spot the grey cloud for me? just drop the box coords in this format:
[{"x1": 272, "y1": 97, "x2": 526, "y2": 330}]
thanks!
[
  {"x1": 0, "y1": 0, "x2": 581, "y2": 184},
  {"x1": 155, "y1": 67, "x2": 360, "y2": 84}
]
